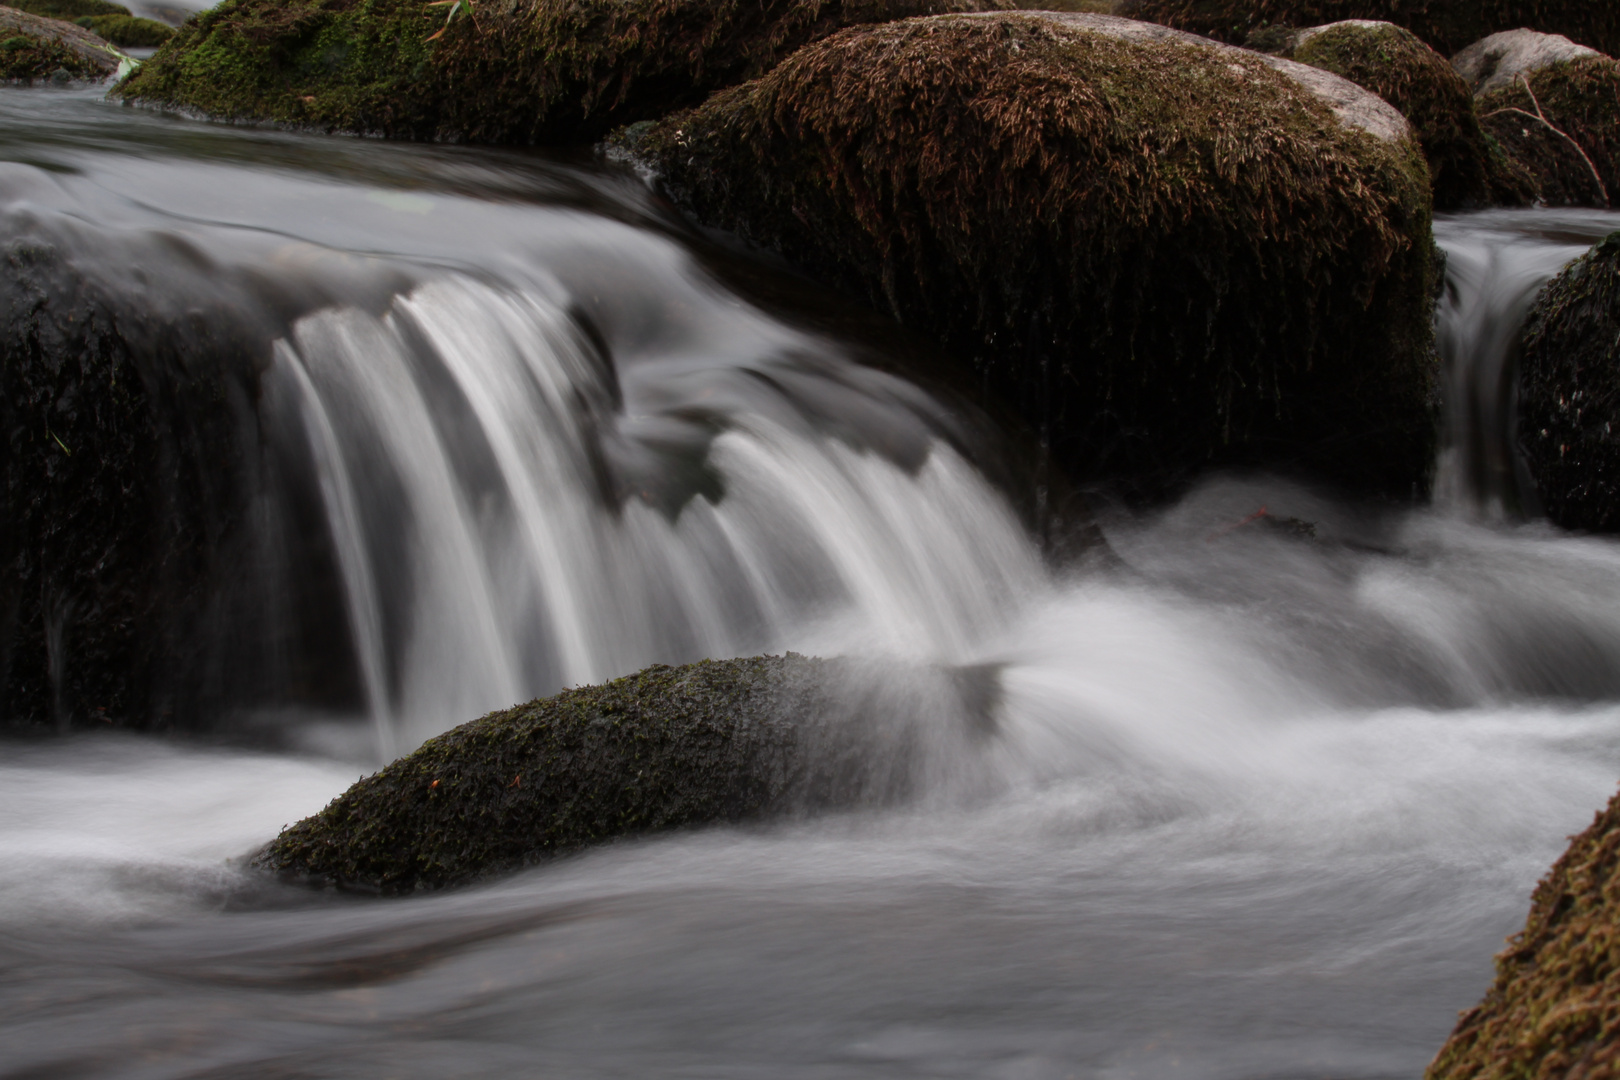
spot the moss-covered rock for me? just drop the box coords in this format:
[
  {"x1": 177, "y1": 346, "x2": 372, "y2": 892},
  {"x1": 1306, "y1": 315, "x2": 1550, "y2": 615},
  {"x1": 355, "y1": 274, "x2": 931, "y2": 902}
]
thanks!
[
  {"x1": 73, "y1": 12, "x2": 172, "y2": 47},
  {"x1": 1114, "y1": 0, "x2": 1620, "y2": 59},
  {"x1": 260, "y1": 654, "x2": 994, "y2": 893},
  {"x1": 1516, "y1": 232, "x2": 1620, "y2": 532},
  {"x1": 628, "y1": 12, "x2": 1437, "y2": 498},
  {"x1": 1472, "y1": 47, "x2": 1620, "y2": 209},
  {"x1": 0, "y1": 4, "x2": 119, "y2": 81},
  {"x1": 1257, "y1": 20, "x2": 1495, "y2": 210},
  {"x1": 116, "y1": 0, "x2": 1012, "y2": 142},
  {"x1": 11, "y1": 0, "x2": 128, "y2": 17},
  {"x1": 1427, "y1": 781, "x2": 1620, "y2": 1079}
]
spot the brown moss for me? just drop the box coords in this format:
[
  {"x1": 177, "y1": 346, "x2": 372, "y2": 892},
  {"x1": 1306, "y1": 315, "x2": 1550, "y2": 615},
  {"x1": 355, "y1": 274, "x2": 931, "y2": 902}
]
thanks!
[
  {"x1": 117, "y1": 0, "x2": 1012, "y2": 142},
  {"x1": 1476, "y1": 56, "x2": 1620, "y2": 209},
  {"x1": 1515, "y1": 232, "x2": 1620, "y2": 532},
  {"x1": 0, "y1": 5, "x2": 118, "y2": 82},
  {"x1": 259, "y1": 654, "x2": 981, "y2": 893},
  {"x1": 1428, "y1": 777, "x2": 1620, "y2": 1079},
  {"x1": 1283, "y1": 22, "x2": 1494, "y2": 210},
  {"x1": 631, "y1": 13, "x2": 1437, "y2": 498},
  {"x1": 1115, "y1": 1, "x2": 1620, "y2": 59}
]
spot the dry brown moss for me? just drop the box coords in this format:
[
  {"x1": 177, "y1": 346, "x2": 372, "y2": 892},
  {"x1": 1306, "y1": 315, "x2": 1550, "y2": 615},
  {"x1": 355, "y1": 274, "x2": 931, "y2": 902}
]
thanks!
[
  {"x1": 1280, "y1": 22, "x2": 1494, "y2": 210},
  {"x1": 116, "y1": 0, "x2": 1010, "y2": 142},
  {"x1": 1476, "y1": 56, "x2": 1620, "y2": 209},
  {"x1": 1115, "y1": 1, "x2": 1620, "y2": 59},
  {"x1": 1515, "y1": 232, "x2": 1620, "y2": 532},
  {"x1": 1428, "y1": 778, "x2": 1620, "y2": 1078},
  {"x1": 632, "y1": 13, "x2": 1437, "y2": 498}
]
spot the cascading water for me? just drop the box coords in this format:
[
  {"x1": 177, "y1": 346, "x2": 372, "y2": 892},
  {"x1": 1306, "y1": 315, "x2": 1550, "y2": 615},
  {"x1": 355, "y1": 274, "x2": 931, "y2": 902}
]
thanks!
[{"x1": 7, "y1": 85, "x2": 1620, "y2": 1079}]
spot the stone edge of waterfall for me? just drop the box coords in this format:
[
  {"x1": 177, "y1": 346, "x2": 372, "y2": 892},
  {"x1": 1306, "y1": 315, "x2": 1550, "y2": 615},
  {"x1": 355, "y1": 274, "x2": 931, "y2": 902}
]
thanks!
[{"x1": 257, "y1": 653, "x2": 996, "y2": 895}]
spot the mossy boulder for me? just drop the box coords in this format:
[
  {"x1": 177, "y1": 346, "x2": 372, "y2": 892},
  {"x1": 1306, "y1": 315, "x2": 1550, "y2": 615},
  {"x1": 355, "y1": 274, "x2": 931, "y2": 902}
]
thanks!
[
  {"x1": 1516, "y1": 232, "x2": 1620, "y2": 532},
  {"x1": 259, "y1": 654, "x2": 995, "y2": 893},
  {"x1": 1114, "y1": 1, "x2": 1620, "y2": 59},
  {"x1": 72, "y1": 13, "x2": 172, "y2": 47},
  {"x1": 116, "y1": 0, "x2": 1012, "y2": 142},
  {"x1": 1257, "y1": 20, "x2": 1496, "y2": 210},
  {"x1": 1427, "y1": 782, "x2": 1620, "y2": 1079},
  {"x1": 1470, "y1": 43, "x2": 1620, "y2": 209},
  {"x1": 0, "y1": 4, "x2": 119, "y2": 81},
  {"x1": 628, "y1": 12, "x2": 1438, "y2": 498}
]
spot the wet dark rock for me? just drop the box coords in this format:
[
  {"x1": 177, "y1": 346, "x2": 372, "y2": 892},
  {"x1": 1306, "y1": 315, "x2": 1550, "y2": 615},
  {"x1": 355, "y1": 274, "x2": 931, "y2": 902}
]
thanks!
[
  {"x1": 116, "y1": 0, "x2": 1011, "y2": 142},
  {"x1": 1427, "y1": 783, "x2": 1620, "y2": 1079},
  {"x1": 259, "y1": 654, "x2": 997, "y2": 894},
  {"x1": 1518, "y1": 231, "x2": 1620, "y2": 532},
  {"x1": 1255, "y1": 20, "x2": 1498, "y2": 210},
  {"x1": 1115, "y1": 0, "x2": 1620, "y2": 59},
  {"x1": 629, "y1": 12, "x2": 1438, "y2": 500},
  {"x1": 0, "y1": 4, "x2": 119, "y2": 82},
  {"x1": 1470, "y1": 40, "x2": 1620, "y2": 209}
]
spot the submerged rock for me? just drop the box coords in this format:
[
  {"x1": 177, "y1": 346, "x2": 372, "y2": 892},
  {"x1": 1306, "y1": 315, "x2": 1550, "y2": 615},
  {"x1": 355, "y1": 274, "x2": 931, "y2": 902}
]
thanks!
[
  {"x1": 116, "y1": 0, "x2": 1010, "y2": 141},
  {"x1": 1470, "y1": 41, "x2": 1620, "y2": 209},
  {"x1": 0, "y1": 4, "x2": 119, "y2": 82},
  {"x1": 1517, "y1": 232, "x2": 1620, "y2": 532},
  {"x1": 1427, "y1": 783, "x2": 1620, "y2": 1079},
  {"x1": 1114, "y1": 0, "x2": 1620, "y2": 59},
  {"x1": 259, "y1": 654, "x2": 998, "y2": 893},
  {"x1": 629, "y1": 12, "x2": 1438, "y2": 499},
  {"x1": 1258, "y1": 20, "x2": 1497, "y2": 210}
]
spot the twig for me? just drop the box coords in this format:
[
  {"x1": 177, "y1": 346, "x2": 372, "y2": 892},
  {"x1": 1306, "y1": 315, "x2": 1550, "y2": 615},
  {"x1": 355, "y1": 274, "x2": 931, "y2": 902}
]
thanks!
[{"x1": 1481, "y1": 74, "x2": 1609, "y2": 207}]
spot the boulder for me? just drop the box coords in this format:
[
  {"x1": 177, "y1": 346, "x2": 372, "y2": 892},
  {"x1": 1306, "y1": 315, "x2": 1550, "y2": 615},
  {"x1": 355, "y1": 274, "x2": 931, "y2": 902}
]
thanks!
[
  {"x1": 628, "y1": 12, "x2": 1438, "y2": 498},
  {"x1": 4, "y1": 0, "x2": 172, "y2": 47},
  {"x1": 1427, "y1": 782, "x2": 1620, "y2": 1079},
  {"x1": 1256, "y1": 20, "x2": 1497, "y2": 210},
  {"x1": 1114, "y1": 0, "x2": 1620, "y2": 59},
  {"x1": 116, "y1": 0, "x2": 1012, "y2": 142},
  {"x1": 259, "y1": 654, "x2": 998, "y2": 893},
  {"x1": 0, "y1": 4, "x2": 119, "y2": 82},
  {"x1": 1469, "y1": 38, "x2": 1620, "y2": 209},
  {"x1": 1517, "y1": 232, "x2": 1620, "y2": 532}
]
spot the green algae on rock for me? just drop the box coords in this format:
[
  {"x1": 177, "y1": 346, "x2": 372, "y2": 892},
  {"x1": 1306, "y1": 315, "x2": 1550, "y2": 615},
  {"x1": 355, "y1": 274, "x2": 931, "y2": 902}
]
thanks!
[
  {"x1": 1114, "y1": 0, "x2": 1620, "y2": 59},
  {"x1": 629, "y1": 12, "x2": 1438, "y2": 499},
  {"x1": 1262, "y1": 20, "x2": 1496, "y2": 210},
  {"x1": 0, "y1": 4, "x2": 119, "y2": 81},
  {"x1": 1474, "y1": 51, "x2": 1620, "y2": 209},
  {"x1": 1517, "y1": 232, "x2": 1620, "y2": 532},
  {"x1": 115, "y1": 0, "x2": 1011, "y2": 142},
  {"x1": 1427, "y1": 779, "x2": 1620, "y2": 1079},
  {"x1": 260, "y1": 655, "x2": 995, "y2": 893}
]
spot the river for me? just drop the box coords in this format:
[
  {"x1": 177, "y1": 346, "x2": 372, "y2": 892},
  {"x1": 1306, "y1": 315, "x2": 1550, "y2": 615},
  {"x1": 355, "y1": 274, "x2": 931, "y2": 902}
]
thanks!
[{"x1": 4, "y1": 84, "x2": 1620, "y2": 1080}]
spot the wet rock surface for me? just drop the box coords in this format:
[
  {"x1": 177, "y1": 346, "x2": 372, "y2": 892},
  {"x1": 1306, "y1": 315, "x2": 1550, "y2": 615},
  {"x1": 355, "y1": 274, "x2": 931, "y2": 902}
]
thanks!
[
  {"x1": 631, "y1": 11, "x2": 1438, "y2": 500},
  {"x1": 0, "y1": 4, "x2": 118, "y2": 82}
]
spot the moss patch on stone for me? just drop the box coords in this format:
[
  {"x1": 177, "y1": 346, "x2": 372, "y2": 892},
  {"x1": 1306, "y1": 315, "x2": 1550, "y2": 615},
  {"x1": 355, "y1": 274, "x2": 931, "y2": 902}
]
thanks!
[
  {"x1": 116, "y1": 0, "x2": 1010, "y2": 142},
  {"x1": 10, "y1": 0, "x2": 128, "y2": 18},
  {"x1": 1476, "y1": 56, "x2": 1620, "y2": 209},
  {"x1": 0, "y1": 5, "x2": 117, "y2": 81},
  {"x1": 1428, "y1": 779, "x2": 1620, "y2": 1078},
  {"x1": 1282, "y1": 21, "x2": 1494, "y2": 210},
  {"x1": 630, "y1": 13, "x2": 1437, "y2": 498},
  {"x1": 259, "y1": 654, "x2": 979, "y2": 893},
  {"x1": 1115, "y1": 1, "x2": 1620, "y2": 59},
  {"x1": 1516, "y1": 231, "x2": 1620, "y2": 532},
  {"x1": 74, "y1": 13, "x2": 172, "y2": 46}
]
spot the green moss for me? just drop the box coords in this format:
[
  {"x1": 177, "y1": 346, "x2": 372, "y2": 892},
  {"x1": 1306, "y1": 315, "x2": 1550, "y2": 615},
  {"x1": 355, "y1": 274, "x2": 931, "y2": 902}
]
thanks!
[
  {"x1": 11, "y1": 0, "x2": 131, "y2": 18},
  {"x1": 74, "y1": 13, "x2": 174, "y2": 47},
  {"x1": 631, "y1": 13, "x2": 1437, "y2": 498},
  {"x1": 1428, "y1": 777, "x2": 1620, "y2": 1078},
  {"x1": 1286, "y1": 23, "x2": 1494, "y2": 211},
  {"x1": 1476, "y1": 56, "x2": 1620, "y2": 209},
  {"x1": 1115, "y1": 1, "x2": 1620, "y2": 58},
  {"x1": 259, "y1": 654, "x2": 962, "y2": 893},
  {"x1": 117, "y1": 0, "x2": 1012, "y2": 141},
  {"x1": 1516, "y1": 232, "x2": 1620, "y2": 532},
  {"x1": 0, "y1": 26, "x2": 112, "y2": 81}
]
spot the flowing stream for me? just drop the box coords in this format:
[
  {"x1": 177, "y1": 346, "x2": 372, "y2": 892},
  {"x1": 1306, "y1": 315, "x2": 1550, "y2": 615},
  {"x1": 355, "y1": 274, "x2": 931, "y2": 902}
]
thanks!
[{"x1": 5, "y1": 86, "x2": 1620, "y2": 1079}]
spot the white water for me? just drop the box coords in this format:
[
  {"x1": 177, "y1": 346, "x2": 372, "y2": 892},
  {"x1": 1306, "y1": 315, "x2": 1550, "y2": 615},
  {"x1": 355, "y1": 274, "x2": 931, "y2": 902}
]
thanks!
[{"x1": 4, "y1": 88, "x2": 1620, "y2": 1078}]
